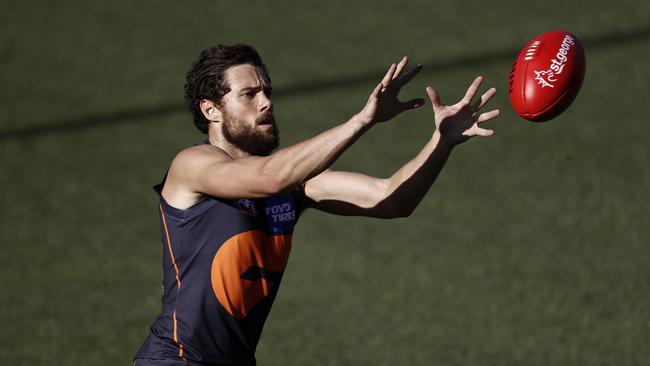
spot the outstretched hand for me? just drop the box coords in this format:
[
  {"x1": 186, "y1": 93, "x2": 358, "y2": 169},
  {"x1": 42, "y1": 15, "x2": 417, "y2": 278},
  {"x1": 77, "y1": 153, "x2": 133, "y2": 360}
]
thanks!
[
  {"x1": 426, "y1": 76, "x2": 501, "y2": 147},
  {"x1": 357, "y1": 57, "x2": 426, "y2": 125}
]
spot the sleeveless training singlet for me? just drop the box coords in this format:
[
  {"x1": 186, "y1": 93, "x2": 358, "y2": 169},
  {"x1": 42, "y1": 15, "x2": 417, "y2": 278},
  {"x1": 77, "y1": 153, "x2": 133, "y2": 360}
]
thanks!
[{"x1": 135, "y1": 168, "x2": 304, "y2": 365}]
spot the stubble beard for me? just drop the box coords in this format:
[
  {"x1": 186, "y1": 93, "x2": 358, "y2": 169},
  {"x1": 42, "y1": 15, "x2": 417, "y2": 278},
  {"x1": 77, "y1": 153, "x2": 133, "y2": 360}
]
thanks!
[{"x1": 221, "y1": 110, "x2": 279, "y2": 157}]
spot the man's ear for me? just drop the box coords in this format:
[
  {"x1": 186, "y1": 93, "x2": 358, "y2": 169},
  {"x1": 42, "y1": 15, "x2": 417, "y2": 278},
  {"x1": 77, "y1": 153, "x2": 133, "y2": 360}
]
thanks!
[{"x1": 200, "y1": 99, "x2": 223, "y2": 122}]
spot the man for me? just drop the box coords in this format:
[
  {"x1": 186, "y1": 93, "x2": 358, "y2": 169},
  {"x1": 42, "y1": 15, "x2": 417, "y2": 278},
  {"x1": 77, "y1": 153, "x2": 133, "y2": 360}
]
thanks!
[{"x1": 134, "y1": 44, "x2": 500, "y2": 366}]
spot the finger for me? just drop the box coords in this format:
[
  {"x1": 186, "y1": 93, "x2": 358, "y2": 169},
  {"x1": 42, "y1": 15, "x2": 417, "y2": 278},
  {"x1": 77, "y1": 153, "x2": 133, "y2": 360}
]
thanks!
[
  {"x1": 426, "y1": 86, "x2": 443, "y2": 113},
  {"x1": 477, "y1": 109, "x2": 501, "y2": 124},
  {"x1": 474, "y1": 127, "x2": 494, "y2": 137},
  {"x1": 393, "y1": 64, "x2": 423, "y2": 89},
  {"x1": 392, "y1": 56, "x2": 409, "y2": 80},
  {"x1": 381, "y1": 63, "x2": 397, "y2": 88},
  {"x1": 370, "y1": 82, "x2": 383, "y2": 99},
  {"x1": 463, "y1": 126, "x2": 494, "y2": 137},
  {"x1": 401, "y1": 97, "x2": 426, "y2": 110},
  {"x1": 462, "y1": 76, "x2": 483, "y2": 104},
  {"x1": 472, "y1": 87, "x2": 496, "y2": 111}
]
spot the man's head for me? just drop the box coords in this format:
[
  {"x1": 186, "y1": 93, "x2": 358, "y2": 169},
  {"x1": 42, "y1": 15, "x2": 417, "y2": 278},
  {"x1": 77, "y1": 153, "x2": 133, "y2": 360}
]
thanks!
[{"x1": 184, "y1": 44, "x2": 278, "y2": 156}]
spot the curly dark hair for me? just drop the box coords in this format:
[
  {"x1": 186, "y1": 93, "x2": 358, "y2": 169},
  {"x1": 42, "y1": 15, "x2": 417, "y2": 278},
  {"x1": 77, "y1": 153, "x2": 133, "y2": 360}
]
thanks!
[{"x1": 184, "y1": 44, "x2": 270, "y2": 133}]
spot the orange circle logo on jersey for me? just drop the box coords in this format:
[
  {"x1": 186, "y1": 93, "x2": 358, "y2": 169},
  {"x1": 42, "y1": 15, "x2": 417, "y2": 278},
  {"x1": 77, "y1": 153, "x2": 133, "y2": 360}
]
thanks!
[{"x1": 210, "y1": 230, "x2": 292, "y2": 319}]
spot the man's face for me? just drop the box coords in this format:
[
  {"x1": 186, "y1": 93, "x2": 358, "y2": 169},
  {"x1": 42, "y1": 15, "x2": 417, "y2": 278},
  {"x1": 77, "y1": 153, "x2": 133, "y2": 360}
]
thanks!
[{"x1": 219, "y1": 64, "x2": 278, "y2": 156}]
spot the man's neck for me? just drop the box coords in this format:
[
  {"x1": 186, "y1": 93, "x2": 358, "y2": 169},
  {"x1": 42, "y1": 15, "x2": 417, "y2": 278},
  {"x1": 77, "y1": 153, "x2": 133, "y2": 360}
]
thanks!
[{"x1": 207, "y1": 127, "x2": 250, "y2": 160}]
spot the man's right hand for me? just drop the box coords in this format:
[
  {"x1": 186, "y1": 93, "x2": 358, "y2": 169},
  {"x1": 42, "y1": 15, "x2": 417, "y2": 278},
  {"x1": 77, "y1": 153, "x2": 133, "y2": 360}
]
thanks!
[
  {"x1": 356, "y1": 57, "x2": 426, "y2": 125},
  {"x1": 426, "y1": 76, "x2": 501, "y2": 148}
]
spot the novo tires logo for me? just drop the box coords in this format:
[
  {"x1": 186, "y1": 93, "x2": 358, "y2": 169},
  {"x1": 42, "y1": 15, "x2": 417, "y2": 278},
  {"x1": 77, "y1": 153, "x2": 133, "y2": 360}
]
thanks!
[
  {"x1": 265, "y1": 203, "x2": 295, "y2": 224},
  {"x1": 534, "y1": 34, "x2": 575, "y2": 88}
]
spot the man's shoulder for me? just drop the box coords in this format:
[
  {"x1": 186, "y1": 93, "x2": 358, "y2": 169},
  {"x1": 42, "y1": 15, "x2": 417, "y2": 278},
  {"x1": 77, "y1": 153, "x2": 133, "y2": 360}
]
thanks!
[
  {"x1": 172, "y1": 143, "x2": 232, "y2": 170},
  {"x1": 162, "y1": 144, "x2": 233, "y2": 209}
]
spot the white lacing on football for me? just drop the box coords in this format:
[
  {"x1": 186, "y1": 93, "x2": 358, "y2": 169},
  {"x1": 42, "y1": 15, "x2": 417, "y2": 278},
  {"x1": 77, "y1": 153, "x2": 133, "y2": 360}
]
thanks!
[{"x1": 524, "y1": 40, "x2": 541, "y2": 61}]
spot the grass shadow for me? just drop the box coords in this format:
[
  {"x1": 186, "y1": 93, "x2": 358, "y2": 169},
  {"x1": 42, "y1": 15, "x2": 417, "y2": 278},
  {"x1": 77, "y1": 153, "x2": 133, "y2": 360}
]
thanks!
[{"x1": 1, "y1": 25, "x2": 648, "y2": 141}]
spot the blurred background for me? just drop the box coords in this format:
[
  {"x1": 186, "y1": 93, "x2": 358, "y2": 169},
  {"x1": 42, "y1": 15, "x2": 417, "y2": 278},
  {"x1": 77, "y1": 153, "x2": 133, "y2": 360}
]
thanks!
[{"x1": 1, "y1": 0, "x2": 648, "y2": 365}]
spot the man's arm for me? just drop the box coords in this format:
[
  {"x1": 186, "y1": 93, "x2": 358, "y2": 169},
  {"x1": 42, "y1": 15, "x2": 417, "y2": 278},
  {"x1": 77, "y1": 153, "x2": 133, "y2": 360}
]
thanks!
[
  {"x1": 304, "y1": 76, "x2": 501, "y2": 218},
  {"x1": 163, "y1": 57, "x2": 425, "y2": 209}
]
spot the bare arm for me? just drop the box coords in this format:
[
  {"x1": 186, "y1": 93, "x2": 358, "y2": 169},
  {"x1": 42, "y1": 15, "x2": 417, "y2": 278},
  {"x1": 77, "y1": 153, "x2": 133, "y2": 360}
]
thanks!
[
  {"x1": 304, "y1": 131, "x2": 451, "y2": 218},
  {"x1": 167, "y1": 115, "x2": 372, "y2": 204},
  {"x1": 163, "y1": 57, "x2": 425, "y2": 208},
  {"x1": 304, "y1": 76, "x2": 501, "y2": 218}
]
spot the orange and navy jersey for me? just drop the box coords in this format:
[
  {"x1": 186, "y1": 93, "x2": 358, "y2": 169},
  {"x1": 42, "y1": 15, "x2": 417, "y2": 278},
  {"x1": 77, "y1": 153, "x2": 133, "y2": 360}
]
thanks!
[{"x1": 135, "y1": 176, "x2": 304, "y2": 365}]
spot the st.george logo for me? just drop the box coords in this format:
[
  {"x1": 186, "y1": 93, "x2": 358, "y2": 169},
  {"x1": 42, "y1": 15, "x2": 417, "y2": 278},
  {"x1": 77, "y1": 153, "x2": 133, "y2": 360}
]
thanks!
[
  {"x1": 534, "y1": 34, "x2": 575, "y2": 89},
  {"x1": 534, "y1": 70, "x2": 556, "y2": 88}
]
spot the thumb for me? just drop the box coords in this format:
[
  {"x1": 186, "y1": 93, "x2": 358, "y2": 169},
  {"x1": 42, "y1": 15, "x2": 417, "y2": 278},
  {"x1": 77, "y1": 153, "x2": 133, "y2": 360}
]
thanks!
[
  {"x1": 401, "y1": 98, "x2": 426, "y2": 111},
  {"x1": 426, "y1": 86, "x2": 443, "y2": 113}
]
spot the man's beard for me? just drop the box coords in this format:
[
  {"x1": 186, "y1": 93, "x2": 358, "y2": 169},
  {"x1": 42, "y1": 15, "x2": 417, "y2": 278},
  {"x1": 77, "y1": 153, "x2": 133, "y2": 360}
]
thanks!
[{"x1": 221, "y1": 111, "x2": 279, "y2": 156}]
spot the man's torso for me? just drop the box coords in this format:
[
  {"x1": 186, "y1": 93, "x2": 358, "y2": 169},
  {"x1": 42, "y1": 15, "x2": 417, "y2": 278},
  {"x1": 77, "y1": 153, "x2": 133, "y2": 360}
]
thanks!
[{"x1": 135, "y1": 179, "x2": 303, "y2": 365}]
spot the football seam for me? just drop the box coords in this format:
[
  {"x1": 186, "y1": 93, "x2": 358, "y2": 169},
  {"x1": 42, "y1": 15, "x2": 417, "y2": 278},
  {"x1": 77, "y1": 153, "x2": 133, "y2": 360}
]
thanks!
[
  {"x1": 530, "y1": 86, "x2": 571, "y2": 120},
  {"x1": 521, "y1": 58, "x2": 530, "y2": 116}
]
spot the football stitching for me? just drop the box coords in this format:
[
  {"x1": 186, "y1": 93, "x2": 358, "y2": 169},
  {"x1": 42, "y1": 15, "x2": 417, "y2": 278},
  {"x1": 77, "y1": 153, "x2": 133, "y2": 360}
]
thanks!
[{"x1": 524, "y1": 40, "x2": 540, "y2": 61}]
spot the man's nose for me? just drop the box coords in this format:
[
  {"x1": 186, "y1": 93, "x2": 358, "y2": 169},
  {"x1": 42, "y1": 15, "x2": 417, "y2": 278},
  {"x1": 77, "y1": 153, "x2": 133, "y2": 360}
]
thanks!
[{"x1": 259, "y1": 93, "x2": 272, "y2": 112}]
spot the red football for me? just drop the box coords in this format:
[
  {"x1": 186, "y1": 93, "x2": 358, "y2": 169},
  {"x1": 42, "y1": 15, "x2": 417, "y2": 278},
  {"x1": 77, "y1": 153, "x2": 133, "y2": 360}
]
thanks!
[{"x1": 508, "y1": 30, "x2": 586, "y2": 122}]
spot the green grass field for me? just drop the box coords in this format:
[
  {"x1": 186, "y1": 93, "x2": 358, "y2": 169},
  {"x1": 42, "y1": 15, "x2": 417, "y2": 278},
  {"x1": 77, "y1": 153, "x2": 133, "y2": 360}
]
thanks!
[{"x1": 1, "y1": 1, "x2": 649, "y2": 365}]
